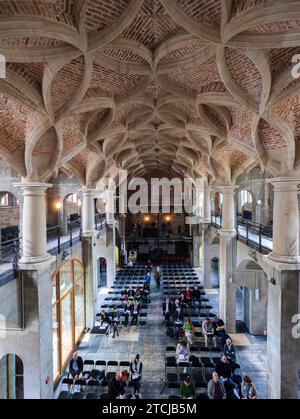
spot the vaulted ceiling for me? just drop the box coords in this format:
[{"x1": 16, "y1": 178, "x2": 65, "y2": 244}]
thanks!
[{"x1": 1, "y1": 0, "x2": 300, "y2": 187}]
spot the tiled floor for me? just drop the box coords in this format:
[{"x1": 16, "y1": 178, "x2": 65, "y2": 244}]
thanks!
[{"x1": 56, "y1": 268, "x2": 268, "y2": 399}]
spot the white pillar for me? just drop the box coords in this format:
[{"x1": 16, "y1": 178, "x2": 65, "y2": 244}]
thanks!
[
  {"x1": 267, "y1": 177, "x2": 300, "y2": 264},
  {"x1": 82, "y1": 188, "x2": 96, "y2": 236},
  {"x1": 14, "y1": 181, "x2": 53, "y2": 268},
  {"x1": 105, "y1": 190, "x2": 115, "y2": 225},
  {"x1": 221, "y1": 185, "x2": 237, "y2": 232},
  {"x1": 218, "y1": 185, "x2": 237, "y2": 333},
  {"x1": 203, "y1": 188, "x2": 211, "y2": 223}
]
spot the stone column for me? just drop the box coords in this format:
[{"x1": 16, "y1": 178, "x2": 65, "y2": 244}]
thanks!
[
  {"x1": 202, "y1": 224, "x2": 212, "y2": 288},
  {"x1": 14, "y1": 181, "x2": 53, "y2": 269},
  {"x1": 267, "y1": 270, "x2": 300, "y2": 399},
  {"x1": 9, "y1": 180, "x2": 55, "y2": 399},
  {"x1": 203, "y1": 187, "x2": 212, "y2": 223},
  {"x1": 263, "y1": 180, "x2": 271, "y2": 225},
  {"x1": 82, "y1": 187, "x2": 96, "y2": 236},
  {"x1": 106, "y1": 224, "x2": 116, "y2": 288},
  {"x1": 81, "y1": 235, "x2": 97, "y2": 329},
  {"x1": 267, "y1": 177, "x2": 300, "y2": 264},
  {"x1": 218, "y1": 185, "x2": 237, "y2": 333},
  {"x1": 119, "y1": 215, "x2": 127, "y2": 265},
  {"x1": 201, "y1": 187, "x2": 212, "y2": 287},
  {"x1": 192, "y1": 224, "x2": 201, "y2": 268},
  {"x1": 81, "y1": 187, "x2": 97, "y2": 329},
  {"x1": 105, "y1": 190, "x2": 115, "y2": 225}
]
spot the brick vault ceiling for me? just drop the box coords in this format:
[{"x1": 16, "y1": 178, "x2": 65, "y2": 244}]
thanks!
[{"x1": 0, "y1": 0, "x2": 300, "y2": 186}]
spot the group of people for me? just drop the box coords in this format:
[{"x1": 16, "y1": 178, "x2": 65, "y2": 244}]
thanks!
[
  {"x1": 108, "y1": 354, "x2": 143, "y2": 399},
  {"x1": 68, "y1": 352, "x2": 143, "y2": 399},
  {"x1": 163, "y1": 286, "x2": 203, "y2": 319},
  {"x1": 172, "y1": 321, "x2": 257, "y2": 400}
]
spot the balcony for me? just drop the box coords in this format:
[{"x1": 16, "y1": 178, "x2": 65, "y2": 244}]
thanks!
[{"x1": 211, "y1": 211, "x2": 273, "y2": 255}]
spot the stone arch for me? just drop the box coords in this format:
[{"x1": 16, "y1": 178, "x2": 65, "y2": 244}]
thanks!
[
  {"x1": 236, "y1": 188, "x2": 257, "y2": 222},
  {"x1": 0, "y1": 190, "x2": 19, "y2": 206},
  {"x1": 0, "y1": 190, "x2": 21, "y2": 244},
  {"x1": 211, "y1": 235, "x2": 220, "y2": 245},
  {"x1": 0, "y1": 354, "x2": 24, "y2": 399},
  {"x1": 232, "y1": 258, "x2": 269, "y2": 335},
  {"x1": 60, "y1": 192, "x2": 81, "y2": 234},
  {"x1": 97, "y1": 256, "x2": 107, "y2": 288}
]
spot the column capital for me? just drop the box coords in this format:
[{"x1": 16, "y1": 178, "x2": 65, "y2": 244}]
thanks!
[
  {"x1": 214, "y1": 185, "x2": 238, "y2": 193},
  {"x1": 80, "y1": 186, "x2": 96, "y2": 195},
  {"x1": 13, "y1": 182, "x2": 52, "y2": 194},
  {"x1": 267, "y1": 176, "x2": 300, "y2": 191}
]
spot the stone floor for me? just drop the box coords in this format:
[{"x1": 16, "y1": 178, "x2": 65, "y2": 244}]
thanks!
[
  {"x1": 56, "y1": 268, "x2": 268, "y2": 399},
  {"x1": 207, "y1": 290, "x2": 267, "y2": 399}
]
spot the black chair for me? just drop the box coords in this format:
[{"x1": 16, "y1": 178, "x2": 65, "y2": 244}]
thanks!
[
  {"x1": 193, "y1": 372, "x2": 207, "y2": 389},
  {"x1": 166, "y1": 357, "x2": 177, "y2": 367},
  {"x1": 59, "y1": 377, "x2": 73, "y2": 396},
  {"x1": 200, "y1": 357, "x2": 215, "y2": 368},
  {"x1": 86, "y1": 392, "x2": 98, "y2": 399},
  {"x1": 58, "y1": 391, "x2": 70, "y2": 399},
  {"x1": 119, "y1": 361, "x2": 131, "y2": 369},
  {"x1": 71, "y1": 392, "x2": 85, "y2": 399},
  {"x1": 87, "y1": 379, "x2": 101, "y2": 395},
  {"x1": 106, "y1": 361, "x2": 118, "y2": 381},
  {"x1": 166, "y1": 373, "x2": 180, "y2": 389}
]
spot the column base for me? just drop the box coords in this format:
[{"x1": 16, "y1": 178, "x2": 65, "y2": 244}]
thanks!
[
  {"x1": 264, "y1": 253, "x2": 300, "y2": 271},
  {"x1": 219, "y1": 229, "x2": 236, "y2": 238},
  {"x1": 82, "y1": 230, "x2": 97, "y2": 237},
  {"x1": 19, "y1": 254, "x2": 55, "y2": 272}
]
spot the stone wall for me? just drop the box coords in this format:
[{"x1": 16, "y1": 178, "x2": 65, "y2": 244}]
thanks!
[
  {"x1": 236, "y1": 166, "x2": 272, "y2": 224},
  {"x1": 0, "y1": 206, "x2": 20, "y2": 229}
]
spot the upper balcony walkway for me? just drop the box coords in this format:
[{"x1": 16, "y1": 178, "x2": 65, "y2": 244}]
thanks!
[
  {"x1": 0, "y1": 215, "x2": 106, "y2": 286},
  {"x1": 211, "y1": 212, "x2": 273, "y2": 255}
]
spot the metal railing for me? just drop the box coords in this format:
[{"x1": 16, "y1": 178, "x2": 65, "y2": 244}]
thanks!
[
  {"x1": 236, "y1": 217, "x2": 272, "y2": 254},
  {"x1": 211, "y1": 211, "x2": 222, "y2": 229},
  {"x1": 0, "y1": 214, "x2": 107, "y2": 280},
  {"x1": 210, "y1": 211, "x2": 273, "y2": 254}
]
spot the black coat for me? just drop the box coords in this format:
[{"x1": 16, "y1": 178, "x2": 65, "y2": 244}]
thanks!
[
  {"x1": 216, "y1": 361, "x2": 232, "y2": 380},
  {"x1": 69, "y1": 356, "x2": 83, "y2": 376},
  {"x1": 108, "y1": 377, "x2": 126, "y2": 399},
  {"x1": 163, "y1": 301, "x2": 174, "y2": 315}
]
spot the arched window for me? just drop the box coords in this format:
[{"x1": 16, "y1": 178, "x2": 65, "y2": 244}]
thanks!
[
  {"x1": 0, "y1": 191, "x2": 19, "y2": 206},
  {"x1": 65, "y1": 193, "x2": 78, "y2": 204},
  {"x1": 240, "y1": 190, "x2": 252, "y2": 206},
  {"x1": 52, "y1": 259, "x2": 85, "y2": 382},
  {"x1": 0, "y1": 354, "x2": 24, "y2": 399}
]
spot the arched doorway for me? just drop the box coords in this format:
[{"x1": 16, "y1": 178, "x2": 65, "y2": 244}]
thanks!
[
  {"x1": 235, "y1": 260, "x2": 268, "y2": 336},
  {"x1": 211, "y1": 256, "x2": 220, "y2": 288},
  {"x1": 0, "y1": 191, "x2": 20, "y2": 255},
  {"x1": 52, "y1": 259, "x2": 86, "y2": 382},
  {"x1": 213, "y1": 191, "x2": 223, "y2": 216},
  {"x1": 62, "y1": 193, "x2": 81, "y2": 232},
  {"x1": 236, "y1": 189, "x2": 255, "y2": 221},
  {"x1": 98, "y1": 257, "x2": 107, "y2": 287},
  {"x1": 0, "y1": 354, "x2": 24, "y2": 399}
]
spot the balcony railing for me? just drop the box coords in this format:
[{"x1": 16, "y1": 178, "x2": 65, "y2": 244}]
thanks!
[
  {"x1": 211, "y1": 212, "x2": 273, "y2": 255},
  {"x1": 0, "y1": 214, "x2": 106, "y2": 282}
]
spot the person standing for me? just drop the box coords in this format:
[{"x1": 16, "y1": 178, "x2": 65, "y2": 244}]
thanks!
[
  {"x1": 130, "y1": 354, "x2": 143, "y2": 394},
  {"x1": 154, "y1": 266, "x2": 161, "y2": 290}
]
